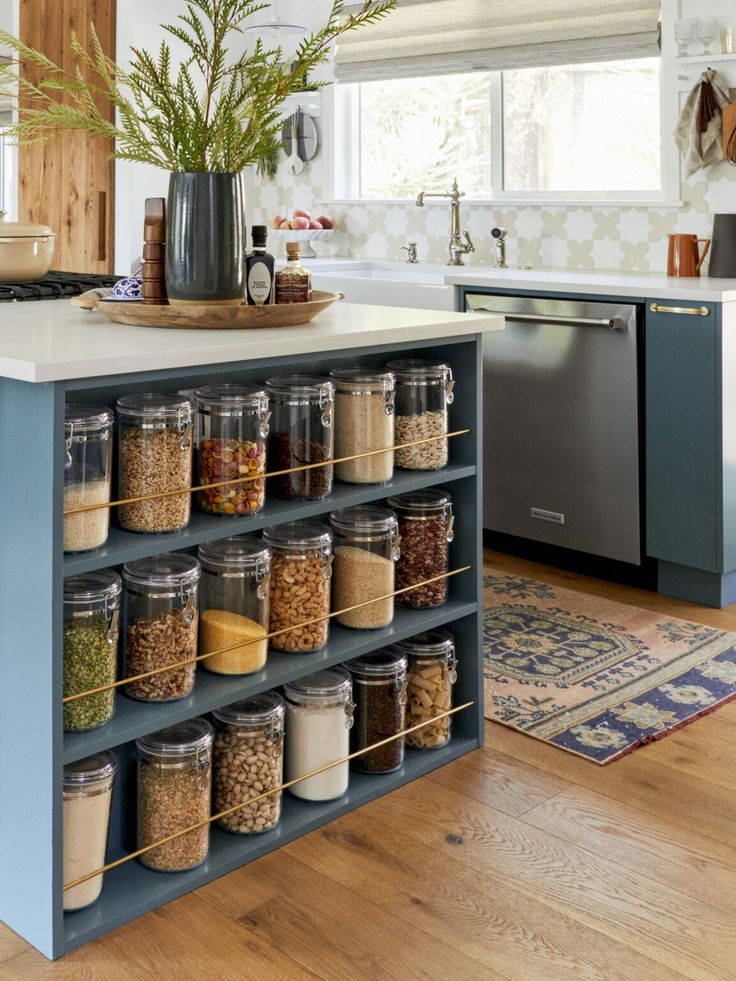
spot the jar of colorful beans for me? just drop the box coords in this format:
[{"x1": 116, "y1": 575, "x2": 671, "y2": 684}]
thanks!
[
  {"x1": 194, "y1": 384, "x2": 269, "y2": 516},
  {"x1": 396, "y1": 630, "x2": 456, "y2": 749}
]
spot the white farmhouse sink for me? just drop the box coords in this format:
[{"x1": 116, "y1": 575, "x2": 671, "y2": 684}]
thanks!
[{"x1": 309, "y1": 260, "x2": 457, "y2": 311}]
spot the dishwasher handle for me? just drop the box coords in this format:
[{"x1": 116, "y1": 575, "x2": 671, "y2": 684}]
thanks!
[{"x1": 469, "y1": 308, "x2": 624, "y2": 330}]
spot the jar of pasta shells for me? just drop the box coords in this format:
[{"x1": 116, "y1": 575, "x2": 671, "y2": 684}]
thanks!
[{"x1": 396, "y1": 629, "x2": 456, "y2": 749}]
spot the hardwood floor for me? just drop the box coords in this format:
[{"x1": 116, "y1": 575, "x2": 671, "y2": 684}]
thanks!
[{"x1": 3, "y1": 551, "x2": 735, "y2": 980}]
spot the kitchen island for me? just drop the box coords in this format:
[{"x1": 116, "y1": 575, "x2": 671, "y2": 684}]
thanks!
[{"x1": 0, "y1": 299, "x2": 502, "y2": 959}]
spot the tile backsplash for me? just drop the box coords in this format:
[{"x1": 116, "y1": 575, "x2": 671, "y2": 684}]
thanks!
[{"x1": 250, "y1": 155, "x2": 736, "y2": 273}]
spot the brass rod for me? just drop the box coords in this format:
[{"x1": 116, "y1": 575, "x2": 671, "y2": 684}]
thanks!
[
  {"x1": 63, "y1": 429, "x2": 471, "y2": 515},
  {"x1": 63, "y1": 700, "x2": 475, "y2": 891},
  {"x1": 63, "y1": 566, "x2": 472, "y2": 703}
]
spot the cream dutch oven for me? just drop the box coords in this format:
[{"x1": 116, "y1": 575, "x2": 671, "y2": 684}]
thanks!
[{"x1": 0, "y1": 218, "x2": 55, "y2": 282}]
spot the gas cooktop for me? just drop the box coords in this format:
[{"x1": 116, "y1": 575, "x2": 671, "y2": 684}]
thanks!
[{"x1": 0, "y1": 270, "x2": 120, "y2": 302}]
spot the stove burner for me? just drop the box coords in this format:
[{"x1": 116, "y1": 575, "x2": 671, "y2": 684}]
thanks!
[{"x1": 0, "y1": 270, "x2": 121, "y2": 302}]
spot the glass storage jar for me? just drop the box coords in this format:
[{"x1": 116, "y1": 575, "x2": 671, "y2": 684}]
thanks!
[
  {"x1": 122, "y1": 553, "x2": 200, "y2": 702},
  {"x1": 194, "y1": 383, "x2": 269, "y2": 516},
  {"x1": 198, "y1": 536, "x2": 271, "y2": 675},
  {"x1": 329, "y1": 367, "x2": 395, "y2": 485},
  {"x1": 64, "y1": 404, "x2": 114, "y2": 552},
  {"x1": 213, "y1": 692, "x2": 285, "y2": 834},
  {"x1": 396, "y1": 629, "x2": 457, "y2": 749},
  {"x1": 265, "y1": 375, "x2": 334, "y2": 500},
  {"x1": 388, "y1": 488, "x2": 454, "y2": 609},
  {"x1": 385, "y1": 358, "x2": 454, "y2": 470},
  {"x1": 116, "y1": 393, "x2": 193, "y2": 533},
  {"x1": 63, "y1": 570, "x2": 121, "y2": 732},
  {"x1": 329, "y1": 506, "x2": 400, "y2": 629},
  {"x1": 136, "y1": 718, "x2": 213, "y2": 872},
  {"x1": 283, "y1": 668, "x2": 354, "y2": 801},
  {"x1": 263, "y1": 521, "x2": 332, "y2": 653},
  {"x1": 347, "y1": 649, "x2": 407, "y2": 774},
  {"x1": 63, "y1": 751, "x2": 117, "y2": 911}
]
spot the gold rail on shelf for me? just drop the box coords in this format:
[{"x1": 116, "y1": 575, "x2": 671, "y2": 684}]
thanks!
[
  {"x1": 62, "y1": 429, "x2": 472, "y2": 515},
  {"x1": 62, "y1": 566, "x2": 472, "y2": 703},
  {"x1": 63, "y1": 700, "x2": 475, "y2": 892}
]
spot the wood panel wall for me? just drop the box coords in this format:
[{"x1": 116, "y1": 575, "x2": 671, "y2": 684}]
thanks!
[{"x1": 18, "y1": 0, "x2": 116, "y2": 274}]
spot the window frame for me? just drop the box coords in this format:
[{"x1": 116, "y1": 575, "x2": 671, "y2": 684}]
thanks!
[{"x1": 329, "y1": 58, "x2": 679, "y2": 207}]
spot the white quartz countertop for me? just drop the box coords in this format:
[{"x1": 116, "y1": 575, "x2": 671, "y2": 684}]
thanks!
[
  {"x1": 300, "y1": 257, "x2": 736, "y2": 302},
  {"x1": 0, "y1": 299, "x2": 503, "y2": 383}
]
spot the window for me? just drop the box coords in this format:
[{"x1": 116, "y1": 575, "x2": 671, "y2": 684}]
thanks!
[{"x1": 333, "y1": 57, "x2": 662, "y2": 202}]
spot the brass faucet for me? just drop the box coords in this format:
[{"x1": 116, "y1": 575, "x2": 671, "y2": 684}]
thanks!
[{"x1": 416, "y1": 178, "x2": 475, "y2": 266}]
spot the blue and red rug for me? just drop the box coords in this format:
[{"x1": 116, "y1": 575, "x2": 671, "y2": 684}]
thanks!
[{"x1": 483, "y1": 573, "x2": 736, "y2": 764}]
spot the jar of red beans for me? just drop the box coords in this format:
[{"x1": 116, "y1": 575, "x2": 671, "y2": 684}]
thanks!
[{"x1": 388, "y1": 488, "x2": 454, "y2": 608}]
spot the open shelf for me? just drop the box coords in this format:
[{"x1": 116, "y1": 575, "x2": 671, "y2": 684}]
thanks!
[
  {"x1": 63, "y1": 463, "x2": 476, "y2": 576},
  {"x1": 63, "y1": 736, "x2": 478, "y2": 953},
  {"x1": 63, "y1": 599, "x2": 477, "y2": 763}
]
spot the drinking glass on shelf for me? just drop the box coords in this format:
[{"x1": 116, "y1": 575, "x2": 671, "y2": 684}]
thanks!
[
  {"x1": 697, "y1": 17, "x2": 718, "y2": 55},
  {"x1": 721, "y1": 24, "x2": 735, "y2": 55},
  {"x1": 674, "y1": 18, "x2": 696, "y2": 56}
]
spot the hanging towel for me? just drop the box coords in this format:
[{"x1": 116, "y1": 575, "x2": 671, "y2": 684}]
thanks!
[{"x1": 675, "y1": 69, "x2": 732, "y2": 177}]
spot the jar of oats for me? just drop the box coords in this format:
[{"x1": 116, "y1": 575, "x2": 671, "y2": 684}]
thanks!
[
  {"x1": 136, "y1": 718, "x2": 213, "y2": 872},
  {"x1": 122, "y1": 553, "x2": 200, "y2": 702},
  {"x1": 194, "y1": 383, "x2": 269, "y2": 516},
  {"x1": 388, "y1": 488, "x2": 454, "y2": 609},
  {"x1": 213, "y1": 692, "x2": 285, "y2": 835},
  {"x1": 63, "y1": 404, "x2": 114, "y2": 552},
  {"x1": 198, "y1": 536, "x2": 271, "y2": 675},
  {"x1": 385, "y1": 359, "x2": 454, "y2": 470},
  {"x1": 329, "y1": 367, "x2": 395, "y2": 484},
  {"x1": 263, "y1": 522, "x2": 332, "y2": 653},
  {"x1": 396, "y1": 630, "x2": 457, "y2": 750},
  {"x1": 116, "y1": 393, "x2": 193, "y2": 533},
  {"x1": 329, "y1": 506, "x2": 400, "y2": 630}
]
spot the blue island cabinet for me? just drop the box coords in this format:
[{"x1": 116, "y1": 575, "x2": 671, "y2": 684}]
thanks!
[
  {"x1": 0, "y1": 322, "x2": 490, "y2": 960},
  {"x1": 645, "y1": 297, "x2": 736, "y2": 606}
]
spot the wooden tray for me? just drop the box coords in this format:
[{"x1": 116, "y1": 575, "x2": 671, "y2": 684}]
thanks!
[{"x1": 84, "y1": 290, "x2": 344, "y2": 329}]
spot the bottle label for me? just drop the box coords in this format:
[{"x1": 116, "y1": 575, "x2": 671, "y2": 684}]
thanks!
[
  {"x1": 275, "y1": 274, "x2": 310, "y2": 304},
  {"x1": 248, "y1": 262, "x2": 273, "y2": 305}
]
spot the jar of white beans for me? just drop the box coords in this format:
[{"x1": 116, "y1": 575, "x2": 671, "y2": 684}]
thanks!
[{"x1": 395, "y1": 630, "x2": 456, "y2": 749}]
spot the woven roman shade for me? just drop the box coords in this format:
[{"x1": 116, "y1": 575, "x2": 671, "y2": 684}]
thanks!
[{"x1": 335, "y1": 0, "x2": 661, "y2": 81}]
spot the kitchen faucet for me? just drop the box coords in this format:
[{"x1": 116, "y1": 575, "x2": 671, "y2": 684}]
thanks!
[{"x1": 416, "y1": 178, "x2": 475, "y2": 266}]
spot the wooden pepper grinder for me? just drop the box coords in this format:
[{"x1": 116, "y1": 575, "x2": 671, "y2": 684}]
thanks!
[{"x1": 142, "y1": 198, "x2": 168, "y2": 304}]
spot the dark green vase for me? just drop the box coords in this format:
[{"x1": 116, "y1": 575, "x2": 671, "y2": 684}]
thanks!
[{"x1": 166, "y1": 172, "x2": 245, "y2": 305}]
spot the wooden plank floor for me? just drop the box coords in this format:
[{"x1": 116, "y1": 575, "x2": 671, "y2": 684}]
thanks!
[{"x1": 3, "y1": 551, "x2": 736, "y2": 980}]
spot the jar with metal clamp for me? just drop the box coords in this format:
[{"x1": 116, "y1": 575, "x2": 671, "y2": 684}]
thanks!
[
  {"x1": 194, "y1": 383, "x2": 269, "y2": 516},
  {"x1": 116, "y1": 393, "x2": 193, "y2": 533},
  {"x1": 198, "y1": 536, "x2": 271, "y2": 675},
  {"x1": 265, "y1": 375, "x2": 334, "y2": 500},
  {"x1": 63, "y1": 570, "x2": 121, "y2": 732},
  {"x1": 329, "y1": 367, "x2": 395, "y2": 484},
  {"x1": 283, "y1": 668, "x2": 354, "y2": 801},
  {"x1": 213, "y1": 692, "x2": 285, "y2": 834},
  {"x1": 63, "y1": 404, "x2": 114, "y2": 552},
  {"x1": 136, "y1": 718, "x2": 213, "y2": 872},
  {"x1": 122, "y1": 553, "x2": 200, "y2": 702},
  {"x1": 397, "y1": 629, "x2": 457, "y2": 749},
  {"x1": 329, "y1": 506, "x2": 401, "y2": 629},
  {"x1": 388, "y1": 488, "x2": 454, "y2": 608},
  {"x1": 347, "y1": 649, "x2": 408, "y2": 773},
  {"x1": 385, "y1": 359, "x2": 454, "y2": 470},
  {"x1": 263, "y1": 522, "x2": 333, "y2": 653}
]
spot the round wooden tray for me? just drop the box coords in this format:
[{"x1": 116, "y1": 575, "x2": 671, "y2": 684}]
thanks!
[{"x1": 86, "y1": 290, "x2": 344, "y2": 329}]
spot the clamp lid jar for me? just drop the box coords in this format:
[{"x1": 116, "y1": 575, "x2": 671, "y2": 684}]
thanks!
[
  {"x1": 396, "y1": 629, "x2": 456, "y2": 750},
  {"x1": 388, "y1": 488, "x2": 454, "y2": 610},
  {"x1": 330, "y1": 506, "x2": 400, "y2": 630},
  {"x1": 63, "y1": 750, "x2": 117, "y2": 912},
  {"x1": 116, "y1": 392, "x2": 193, "y2": 427},
  {"x1": 64, "y1": 404, "x2": 114, "y2": 553},
  {"x1": 330, "y1": 367, "x2": 395, "y2": 486},
  {"x1": 385, "y1": 359, "x2": 454, "y2": 472},
  {"x1": 265, "y1": 375, "x2": 334, "y2": 501},
  {"x1": 347, "y1": 649, "x2": 408, "y2": 774}
]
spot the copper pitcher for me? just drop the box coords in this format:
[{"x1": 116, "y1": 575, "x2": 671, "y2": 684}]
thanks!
[{"x1": 667, "y1": 233, "x2": 711, "y2": 277}]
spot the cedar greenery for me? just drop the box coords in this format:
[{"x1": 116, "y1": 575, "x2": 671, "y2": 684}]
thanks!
[{"x1": 0, "y1": 0, "x2": 395, "y2": 173}]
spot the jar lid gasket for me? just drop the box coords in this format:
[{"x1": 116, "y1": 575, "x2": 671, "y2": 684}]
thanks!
[
  {"x1": 194, "y1": 384, "x2": 268, "y2": 411},
  {"x1": 213, "y1": 691, "x2": 285, "y2": 726},
  {"x1": 385, "y1": 358, "x2": 451, "y2": 380},
  {"x1": 263, "y1": 521, "x2": 332, "y2": 550},
  {"x1": 329, "y1": 505, "x2": 398, "y2": 535},
  {"x1": 63, "y1": 750, "x2": 117, "y2": 786},
  {"x1": 265, "y1": 374, "x2": 335, "y2": 401},
  {"x1": 199, "y1": 536, "x2": 271, "y2": 571},
  {"x1": 136, "y1": 717, "x2": 214, "y2": 757},
  {"x1": 123, "y1": 552, "x2": 201, "y2": 589},
  {"x1": 395, "y1": 628, "x2": 455, "y2": 657},
  {"x1": 347, "y1": 649, "x2": 407, "y2": 677},
  {"x1": 64, "y1": 569, "x2": 122, "y2": 604},
  {"x1": 116, "y1": 392, "x2": 193, "y2": 421},
  {"x1": 65, "y1": 403, "x2": 114, "y2": 433},
  {"x1": 386, "y1": 488, "x2": 452, "y2": 513},
  {"x1": 283, "y1": 666, "x2": 352, "y2": 703}
]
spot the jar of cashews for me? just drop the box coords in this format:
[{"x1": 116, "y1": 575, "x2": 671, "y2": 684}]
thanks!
[{"x1": 396, "y1": 629, "x2": 456, "y2": 749}]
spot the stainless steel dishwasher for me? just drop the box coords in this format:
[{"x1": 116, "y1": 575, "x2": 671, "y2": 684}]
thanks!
[{"x1": 465, "y1": 293, "x2": 641, "y2": 565}]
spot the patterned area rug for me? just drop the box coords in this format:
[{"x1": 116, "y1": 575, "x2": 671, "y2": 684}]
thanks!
[{"x1": 483, "y1": 573, "x2": 736, "y2": 764}]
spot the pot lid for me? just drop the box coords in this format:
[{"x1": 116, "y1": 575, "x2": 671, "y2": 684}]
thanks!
[{"x1": 0, "y1": 221, "x2": 55, "y2": 238}]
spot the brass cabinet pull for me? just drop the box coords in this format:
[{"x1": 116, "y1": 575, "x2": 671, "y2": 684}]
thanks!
[{"x1": 649, "y1": 303, "x2": 710, "y2": 317}]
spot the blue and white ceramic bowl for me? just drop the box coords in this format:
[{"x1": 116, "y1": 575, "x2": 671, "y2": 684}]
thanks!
[{"x1": 102, "y1": 274, "x2": 143, "y2": 303}]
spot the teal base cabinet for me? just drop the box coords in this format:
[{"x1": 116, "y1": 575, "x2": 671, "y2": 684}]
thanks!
[
  {"x1": 0, "y1": 332, "x2": 486, "y2": 959},
  {"x1": 646, "y1": 298, "x2": 736, "y2": 607}
]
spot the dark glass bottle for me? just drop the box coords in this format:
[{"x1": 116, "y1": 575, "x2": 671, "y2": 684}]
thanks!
[{"x1": 245, "y1": 225, "x2": 275, "y2": 305}]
